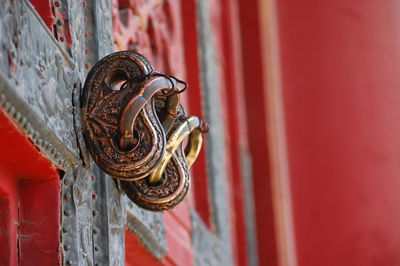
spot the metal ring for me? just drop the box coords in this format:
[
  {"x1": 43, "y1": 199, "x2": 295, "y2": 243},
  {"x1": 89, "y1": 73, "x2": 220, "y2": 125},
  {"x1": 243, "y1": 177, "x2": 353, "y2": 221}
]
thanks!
[
  {"x1": 119, "y1": 76, "x2": 180, "y2": 150},
  {"x1": 148, "y1": 116, "x2": 203, "y2": 184}
]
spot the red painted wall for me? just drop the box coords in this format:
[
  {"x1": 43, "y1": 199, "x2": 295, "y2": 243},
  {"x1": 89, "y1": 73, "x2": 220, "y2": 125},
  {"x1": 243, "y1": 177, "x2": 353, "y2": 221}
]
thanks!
[
  {"x1": 237, "y1": 0, "x2": 278, "y2": 264},
  {"x1": 276, "y1": 1, "x2": 400, "y2": 265}
]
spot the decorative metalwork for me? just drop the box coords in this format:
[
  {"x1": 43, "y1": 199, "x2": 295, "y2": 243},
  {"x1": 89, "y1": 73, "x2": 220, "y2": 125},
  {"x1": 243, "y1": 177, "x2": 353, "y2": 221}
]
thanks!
[{"x1": 81, "y1": 51, "x2": 207, "y2": 211}]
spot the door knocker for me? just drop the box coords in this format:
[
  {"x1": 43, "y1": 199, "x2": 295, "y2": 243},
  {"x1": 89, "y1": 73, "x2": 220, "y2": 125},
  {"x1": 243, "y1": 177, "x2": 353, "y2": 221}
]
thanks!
[{"x1": 81, "y1": 51, "x2": 208, "y2": 211}]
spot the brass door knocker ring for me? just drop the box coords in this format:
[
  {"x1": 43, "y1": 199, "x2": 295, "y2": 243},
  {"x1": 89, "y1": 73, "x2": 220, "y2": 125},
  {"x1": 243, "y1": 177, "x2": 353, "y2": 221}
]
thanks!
[
  {"x1": 119, "y1": 76, "x2": 181, "y2": 150},
  {"x1": 81, "y1": 51, "x2": 208, "y2": 211},
  {"x1": 121, "y1": 115, "x2": 207, "y2": 211}
]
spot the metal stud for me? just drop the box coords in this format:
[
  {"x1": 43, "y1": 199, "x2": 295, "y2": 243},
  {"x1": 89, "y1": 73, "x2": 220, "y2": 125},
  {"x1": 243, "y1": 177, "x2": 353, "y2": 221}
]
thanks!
[
  {"x1": 4, "y1": 102, "x2": 11, "y2": 112},
  {"x1": 8, "y1": 106, "x2": 15, "y2": 116},
  {"x1": 0, "y1": 94, "x2": 6, "y2": 106},
  {"x1": 64, "y1": 193, "x2": 71, "y2": 200},
  {"x1": 13, "y1": 111, "x2": 21, "y2": 122},
  {"x1": 32, "y1": 131, "x2": 40, "y2": 141}
]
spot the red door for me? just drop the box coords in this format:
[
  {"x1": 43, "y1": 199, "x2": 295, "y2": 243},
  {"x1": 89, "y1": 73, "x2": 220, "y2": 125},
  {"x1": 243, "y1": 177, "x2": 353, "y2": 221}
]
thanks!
[
  {"x1": 0, "y1": 0, "x2": 258, "y2": 265},
  {"x1": 112, "y1": 0, "x2": 253, "y2": 265}
]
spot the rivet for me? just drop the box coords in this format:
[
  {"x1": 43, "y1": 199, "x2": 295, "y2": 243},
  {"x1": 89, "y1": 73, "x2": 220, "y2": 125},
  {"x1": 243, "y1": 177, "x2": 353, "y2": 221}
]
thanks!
[
  {"x1": 13, "y1": 111, "x2": 21, "y2": 121},
  {"x1": 21, "y1": 119, "x2": 29, "y2": 129},
  {"x1": 0, "y1": 94, "x2": 6, "y2": 106},
  {"x1": 92, "y1": 193, "x2": 97, "y2": 200},
  {"x1": 94, "y1": 246, "x2": 99, "y2": 252},
  {"x1": 42, "y1": 140, "x2": 49, "y2": 150},
  {"x1": 85, "y1": 63, "x2": 90, "y2": 69},
  {"x1": 55, "y1": 152, "x2": 61, "y2": 159},
  {"x1": 64, "y1": 210, "x2": 72, "y2": 216},
  {"x1": 36, "y1": 139, "x2": 43, "y2": 146},
  {"x1": 46, "y1": 144, "x2": 53, "y2": 152},
  {"x1": 92, "y1": 210, "x2": 98, "y2": 217},
  {"x1": 93, "y1": 227, "x2": 99, "y2": 235},
  {"x1": 64, "y1": 193, "x2": 71, "y2": 200},
  {"x1": 26, "y1": 128, "x2": 33, "y2": 136},
  {"x1": 50, "y1": 148, "x2": 56, "y2": 155},
  {"x1": 8, "y1": 106, "x2": 15, "y2": 116},
  {"x1": 63, "y1": 161, "x2": 69, "y2": 169},
  {"x1": 62, "y1": 227, "x2": 70, "y2": 233},
  {"x1": 64, "y1": 244, "x2": 70, "y2": 251},
  {"x1": 55, "y1": 1, "x2": 61, "y2": 7},
  {"x1": 85, "y1": 48, "x2": 89, "y2": 54},
  {"x1": 91, "y1": 176, "x2": 95, "y2": 181},
  {"x1": 84, "y1": 17, "x2": 87, "y2": 23},
  {"x1": 83, "y1": 1, "x2": 86, "y2": 7},
  {"x1": 4, "y1": 102, "x2": 11, "y2": 112},
  {"x1": 66, "y1": 260, "x2": 72, "y2": 265},
  {"x1": 58, "y1": 159, "x2": 64, "y2": 166},
  {"x1": 32, "y1": 131, "x2": 40, "y2": 141},
  {"x1": 64, "y1": 178, "x2": 70, "y2": 185},
  {"x1": 84, "y1": 31, "x2": 88, "y2": 37},
  {"x1": 60, "y1": 36, "x2": 65, "y2": 42},
  {"x1": 25, "y1": 122, "x2": 31, "y2": 130}
]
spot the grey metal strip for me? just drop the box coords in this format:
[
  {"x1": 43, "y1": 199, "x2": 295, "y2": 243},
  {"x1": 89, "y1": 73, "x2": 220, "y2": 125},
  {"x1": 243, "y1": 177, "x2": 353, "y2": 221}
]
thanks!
[
  {"x1": 194, "y1": 0, "x2": 234, "y2": 265},
  {"x1": 0, "y1": 0, "x2": 81, "y2": 160},
  {"x1": 191, "y1": 210, "x2": 231, "y2": 266},
  {"x1": 0, "y1": 71, "x2": 79, "y2": 167},
  {"x1": 125, "y1": 199, "x2": 168, "y2": 260},
  {"x1": 241, "y1": 150, "x2": 259, "y2": 266},
  {"x1": 23, "y1": 0, "x2": 75, "y2": 68},
  {"x1": 61, "y1": 169, "x2": 80, "y2": 266}
]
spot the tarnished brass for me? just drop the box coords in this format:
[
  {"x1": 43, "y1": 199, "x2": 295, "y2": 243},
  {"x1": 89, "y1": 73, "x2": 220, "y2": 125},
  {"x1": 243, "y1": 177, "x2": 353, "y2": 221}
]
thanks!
[
  {"x1": 82, "y1": 51, "x2": 207, "y2": 211},
  {"x1": 119, "y1": 77, "x2": 180, "y2": 150},
  {"x1": 148, "y1": 116, "x2": 203, "y2": 183},
  {"x1": 81, "y1": 51, "x2": 175, "y2": 180},
  {"x1": 120, "y1": 107, "x2": 206, "y2": 211}
]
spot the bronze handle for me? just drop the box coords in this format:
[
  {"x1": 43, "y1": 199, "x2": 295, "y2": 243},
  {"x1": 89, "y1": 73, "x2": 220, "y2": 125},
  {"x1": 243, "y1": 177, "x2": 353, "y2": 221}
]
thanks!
[
  {"x1": 119, "y1": 76, "x2": 180, "y2": 150},
  {"x1": 81, "y1": 51, "x2": 207, "y2": 211}
]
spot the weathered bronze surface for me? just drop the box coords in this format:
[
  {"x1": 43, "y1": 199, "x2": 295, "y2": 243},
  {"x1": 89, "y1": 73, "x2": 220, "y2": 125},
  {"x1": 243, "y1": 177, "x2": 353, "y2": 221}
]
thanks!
[{"x1": 81, "y1": 51, "x2": 207, "y2": 211}]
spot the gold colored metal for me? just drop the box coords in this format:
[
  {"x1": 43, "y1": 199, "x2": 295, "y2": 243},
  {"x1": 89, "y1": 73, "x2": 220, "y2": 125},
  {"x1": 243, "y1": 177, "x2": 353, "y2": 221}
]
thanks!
[
  {"x1": 119, "y1": 76, "x2": 180, "y2": 150},
  {"x1": 148, "y1": 116, "x2": 203, "y2": 183},
  {"x1": 161, "y1": 94, "x2": 180, "y2": 135},
  {"x1": 82, "y1": 51, "x2": 208, "y2": 211},
  {"x1": 184, "y1": 125, "x2": 203, "y2": 169}
]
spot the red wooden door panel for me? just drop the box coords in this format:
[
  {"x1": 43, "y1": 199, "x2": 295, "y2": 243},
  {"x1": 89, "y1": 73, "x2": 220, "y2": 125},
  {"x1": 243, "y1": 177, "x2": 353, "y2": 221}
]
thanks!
[
  {"x1": 0, "y1": 109, "x2": 61, "y2": 265},
  {"x1": 277, "y1": 0, "x2": 400, "y2": 265},
  {"x1": 0, "y1": 0, "x2": 257, "y2": 265}
]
